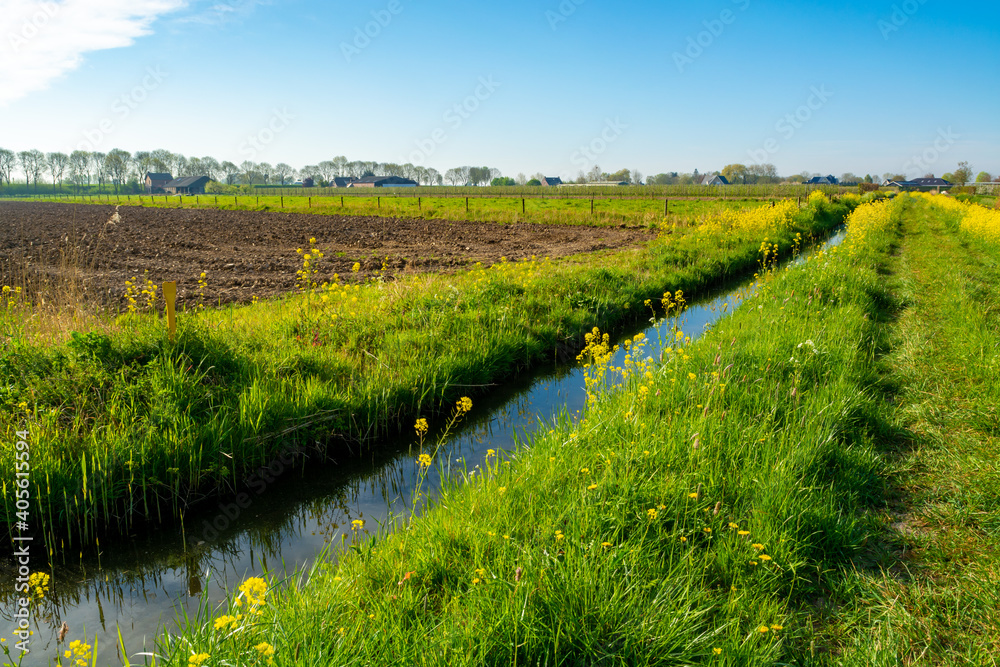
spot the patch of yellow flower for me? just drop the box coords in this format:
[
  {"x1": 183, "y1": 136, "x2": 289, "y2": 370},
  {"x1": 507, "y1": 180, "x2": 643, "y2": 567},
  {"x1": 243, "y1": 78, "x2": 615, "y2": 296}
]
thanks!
[
  {"x1": 28, "y1": 572, "x2": 49, "y2": 599},
  {"x1": 63, "y1": 640, "x2": 92, "y2": 667},
  {"x1": 237, "y1": 576, "x2": 268, "y2": 608}
]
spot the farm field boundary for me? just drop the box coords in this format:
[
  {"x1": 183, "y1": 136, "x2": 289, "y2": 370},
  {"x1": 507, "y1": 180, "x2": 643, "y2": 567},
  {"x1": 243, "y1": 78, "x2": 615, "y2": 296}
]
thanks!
[{"x1": 3, "y1": 192, "x2": 802, "y2": 229}]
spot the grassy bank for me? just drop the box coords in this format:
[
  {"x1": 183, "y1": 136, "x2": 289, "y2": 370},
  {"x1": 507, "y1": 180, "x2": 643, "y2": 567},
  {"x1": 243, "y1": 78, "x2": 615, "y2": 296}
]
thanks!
[
  {"x1": 815, "y1": 194, "x2": 1000, "y2": 665},
  {"x1": 1, "y1": 196, "x2": 854, "y2": 552},
  {"x1": 145, "y1": 197, "x2": 900, "y2": 665}
]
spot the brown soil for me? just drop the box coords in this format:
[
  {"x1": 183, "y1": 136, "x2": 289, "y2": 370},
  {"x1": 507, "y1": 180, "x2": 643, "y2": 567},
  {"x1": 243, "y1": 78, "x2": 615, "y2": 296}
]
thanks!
[{"x1": 0, "y1": 202, "x2": 654, "y2": 306}]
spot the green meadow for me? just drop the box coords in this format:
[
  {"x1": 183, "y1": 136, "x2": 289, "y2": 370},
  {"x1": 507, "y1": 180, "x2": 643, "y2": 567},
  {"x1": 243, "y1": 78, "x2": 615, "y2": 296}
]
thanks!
[{"x1": 145, "y1": 194, "x2": 1000, "y2": 666}]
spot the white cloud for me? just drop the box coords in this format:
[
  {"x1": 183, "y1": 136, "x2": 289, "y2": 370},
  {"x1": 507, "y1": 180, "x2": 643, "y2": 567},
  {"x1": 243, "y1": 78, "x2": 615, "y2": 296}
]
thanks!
[
  {"x1": 175, "y1": 0, "x2": 271, "y2": 26},
  {"x1": 0, "y1": 0, "x2": 186, "y2": 106}
]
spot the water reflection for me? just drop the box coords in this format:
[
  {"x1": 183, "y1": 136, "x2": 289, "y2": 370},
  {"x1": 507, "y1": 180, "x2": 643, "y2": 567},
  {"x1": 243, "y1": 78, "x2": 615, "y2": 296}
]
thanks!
[{"x1": 0, "y1": 229, "x2": 845, "y2": 665}]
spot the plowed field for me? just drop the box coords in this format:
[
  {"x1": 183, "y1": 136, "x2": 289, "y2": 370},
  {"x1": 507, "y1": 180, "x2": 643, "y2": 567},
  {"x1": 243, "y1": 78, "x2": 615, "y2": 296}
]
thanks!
[{"x1": 0, "y1": 202, "x2": 654, "y2": 305}]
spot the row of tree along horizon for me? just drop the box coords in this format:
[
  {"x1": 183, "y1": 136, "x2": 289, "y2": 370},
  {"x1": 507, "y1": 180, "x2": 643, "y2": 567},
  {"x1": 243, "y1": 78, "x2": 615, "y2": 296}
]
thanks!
[{"x1": 1, "y1": 148, "x2": 995, "y2": 195}]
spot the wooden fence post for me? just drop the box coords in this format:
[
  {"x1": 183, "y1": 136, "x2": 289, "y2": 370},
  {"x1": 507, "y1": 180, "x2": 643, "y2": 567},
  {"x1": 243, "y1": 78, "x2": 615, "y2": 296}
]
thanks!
[{"x1": 163, "y1": 282, "x2": 177, "y2": 342}]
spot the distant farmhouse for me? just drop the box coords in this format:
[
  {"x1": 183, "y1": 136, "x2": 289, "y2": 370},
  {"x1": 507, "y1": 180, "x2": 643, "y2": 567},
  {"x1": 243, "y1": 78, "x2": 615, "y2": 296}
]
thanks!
[
  {"x1": 804, "y1": 175, "x2": 839, "y2": 185},
  {"x1": 145, "y1": 172, "x2": 172, "y2": 193},
  {"x1": 164, "y1": 176, "x2": 211, "y2": 195},
  {"x1": 539, "y1": 177, "x2": 563, "y2": 187},
  {"x1": 699, "y1": 174, "x2": 730, "y2": 186},
  {"x1": 882, "y1": 177, "x2": 951, "y2": 191},
  {"x1": 347, "y1": 176, "x2": 418, "y2": 188},
  {"x1": 333, "y1": 176, "x2": 358, "y2": 188},
  {"x1": 561, "y1": 181, "x2": 628, "y2": 187}
]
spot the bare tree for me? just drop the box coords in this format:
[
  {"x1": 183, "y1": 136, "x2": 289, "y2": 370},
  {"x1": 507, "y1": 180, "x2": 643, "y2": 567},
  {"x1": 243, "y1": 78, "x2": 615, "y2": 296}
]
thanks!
[
  {"x1": 318, "y1": 160, "x2": 337, "y2": 182},
  {"x1": 240, "y1": 160, "x2": 258, "y2": 185},
  {"x1": 150, "y1": 149, "x2": 172, "y2": 174},
  {"x1": 274, "y1": 163, "x2": 294, "y2": 185},
  {"x1": 444, "y1": 168, "x2": 463, "y2": 185},
  {"x1": 632, "y1": 169, "x2": 643, "y2": 186},
  {"x1": 104, "y1": 149, "x2": 132, "y2": 193},
  {"x1": 586, "y1": 165, "x2": 602, "y2": 183},
  {"x1": 46, "y1": 152, "x2": 70, "y2": 192},
  {"x1": 18, "y1": 150, "x2": 45, "y2": 190},
  {"x1": 516, "y1": 172, "x2": 527, "y2": 186},
  {"x1": 0, "y1": 148, "x2": 16, "y2": 186},
  {"x1": 426, "y1": 167, "x2": 442, "y2": 186},
  {"x1": 221, "y1": 161, "x2": 240, "y2": 185},
  {"x1": 200, "y1": 156, "x2": 222, "y2": 182},
  {"x1": 70, "y1": 151, "x2": 91, "y2": 190},
  {"x1": 332, "y1": 155, "x2": 348, "y2": 176},
  {"x1": 132, "y1": 151, "x2": 153, "y2": 181},
  {"x1": 90, "y1": 152, "x2": 107, "y2": 189},
  {"x1": 258, "y1": 162, "x2": 273, "y2": 185}
]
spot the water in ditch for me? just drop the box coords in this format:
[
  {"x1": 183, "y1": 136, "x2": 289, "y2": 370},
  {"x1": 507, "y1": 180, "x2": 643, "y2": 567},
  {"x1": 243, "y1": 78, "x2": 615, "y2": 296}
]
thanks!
[{"x1": 0, "y1": 229, "x2": 845, "y2": 665}]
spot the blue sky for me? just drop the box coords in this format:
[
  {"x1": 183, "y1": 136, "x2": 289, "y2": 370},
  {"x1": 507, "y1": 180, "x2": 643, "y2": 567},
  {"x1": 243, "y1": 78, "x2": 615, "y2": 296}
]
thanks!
[{"x1": 2, "y1": 0, "x2": 998, "y2": 181}]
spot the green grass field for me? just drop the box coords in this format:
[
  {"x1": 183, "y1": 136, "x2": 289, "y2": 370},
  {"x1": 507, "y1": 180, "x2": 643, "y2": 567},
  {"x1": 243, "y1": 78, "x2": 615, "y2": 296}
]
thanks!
[
  {"x1": 10, "y1": 191, "x2": 819, "y2": 228},
  {"x1": 135, "y1": 193, "x2": 1000, "y2": 666}
]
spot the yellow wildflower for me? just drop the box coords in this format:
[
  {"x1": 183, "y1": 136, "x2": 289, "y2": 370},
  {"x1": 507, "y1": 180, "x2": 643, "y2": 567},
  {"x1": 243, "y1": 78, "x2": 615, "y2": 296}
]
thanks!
[
  {"x1": 238, "y1": 577, "x2": 268, "y2": 607},
  {"x1": 214, "y1": 614, "x2": 238, "y2": 630}
]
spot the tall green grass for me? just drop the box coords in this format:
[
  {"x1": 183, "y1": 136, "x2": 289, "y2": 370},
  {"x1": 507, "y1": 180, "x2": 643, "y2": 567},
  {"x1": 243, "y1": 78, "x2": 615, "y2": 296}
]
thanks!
[
  {"x1": 148, "y1": 197, "x2": 901, "y2": 665},
  {"x1": 820, "y1": 195, "x2": 1000, "y2": 665}
]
